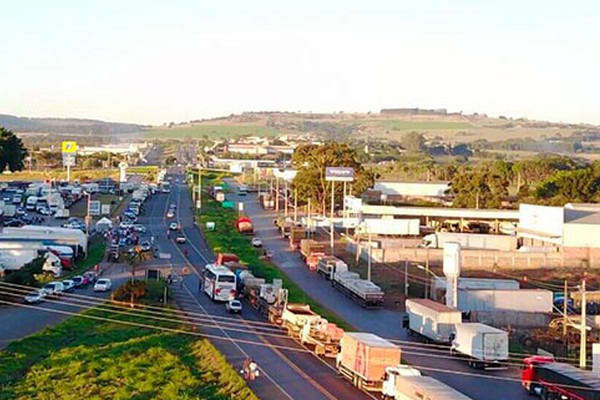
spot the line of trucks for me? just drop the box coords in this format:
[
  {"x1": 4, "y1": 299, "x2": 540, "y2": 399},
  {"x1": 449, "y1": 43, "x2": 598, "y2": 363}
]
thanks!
[{"x1": 223, "y1": 256, "x2": 475, "y2": 400}]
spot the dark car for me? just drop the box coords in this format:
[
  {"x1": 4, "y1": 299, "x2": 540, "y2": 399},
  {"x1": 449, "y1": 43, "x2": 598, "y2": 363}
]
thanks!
[{"x1": 4, "y1": 218, "x2": 23, "y2": 227}]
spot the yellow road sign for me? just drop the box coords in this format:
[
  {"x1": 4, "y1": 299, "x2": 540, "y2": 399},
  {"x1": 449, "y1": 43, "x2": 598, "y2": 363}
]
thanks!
[{"x1": 61, "y1": 141, "x2": 78, "y2": 153}]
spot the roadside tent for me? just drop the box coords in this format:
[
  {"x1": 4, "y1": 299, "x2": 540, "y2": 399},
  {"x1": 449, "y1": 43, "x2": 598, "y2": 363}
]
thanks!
[{"x1": 96, "y1": 217, "x2": 113, "y2": 232}]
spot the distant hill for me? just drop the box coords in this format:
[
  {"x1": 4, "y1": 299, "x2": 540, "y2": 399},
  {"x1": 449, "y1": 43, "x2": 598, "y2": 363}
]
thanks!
[{"x1": 0, "y1": 114, "x2": 145, "y2": 135}]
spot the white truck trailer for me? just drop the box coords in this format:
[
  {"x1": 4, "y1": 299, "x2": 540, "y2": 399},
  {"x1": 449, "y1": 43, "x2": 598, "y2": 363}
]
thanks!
[
  {"x1": 457, "y1": 289, "x2": 553, "y2": 313},
  {"x1": 0, "y1": 249, "x2": 39, "y2": 271},
  {"x1": 405, "y1": 299, "x2": 462, "y2": 344},
  {"x1": 451, "y1": 323, "x2": 509, "y2": 369},
  {"x1": 332, "y1": 271, "x2": 384, "y2": 308},
  {"x1": 421, "y1": 232, "x2": 518, "y2": 251},
  {"x1": 384, "y1": 375, "x2": 474, "y2": 400}
]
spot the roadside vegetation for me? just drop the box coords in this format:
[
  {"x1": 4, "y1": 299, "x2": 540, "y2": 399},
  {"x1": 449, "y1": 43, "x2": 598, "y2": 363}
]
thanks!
[
  {"x1": 196, "y1": 171, "x2": 352, "y2": 331},
  {"x1": 0, "y1": 288, "x2": 257, "y2": 400}
]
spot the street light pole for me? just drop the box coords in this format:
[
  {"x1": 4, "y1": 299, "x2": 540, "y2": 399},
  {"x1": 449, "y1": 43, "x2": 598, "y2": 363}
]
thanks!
[
  {"x1": 404, "y1": 259, "x2": 409, "y2": 297},
  {"x1": 367, "y1": 231, "x2": 372, "y2": 282},
  {"x1": 330, "y1": 181, "x2": 335, "y2": 254},
  {"x1": 197, "y1": 165, "x2": 202, "y2": 209}
]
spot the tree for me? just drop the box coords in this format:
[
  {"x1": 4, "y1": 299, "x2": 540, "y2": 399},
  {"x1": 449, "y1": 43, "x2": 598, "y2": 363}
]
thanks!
[
  {"x1": 0, "y1": 127, "x2": 27, "y2": 172},
  {"x1": 450, "y1": 165, "x2": 508, "y2": 208},
  {"x1": 292, "y1": 142, "x2": 374, "y2": 213},
  {"x1": 165, "y1": 155, "x2": 178, "y2": 166},
  {"x1": 401, "y1": 131, "x2": 425, "y2": 153}
]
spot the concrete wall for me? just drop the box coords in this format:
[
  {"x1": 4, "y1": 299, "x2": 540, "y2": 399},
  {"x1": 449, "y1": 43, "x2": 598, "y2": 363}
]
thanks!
[
  {"x1": 563, "y1": 223, "x2": 600, "y2": 248},
  {"x1": 347, "y1": 240, "x2": 600, "y2": 269}
]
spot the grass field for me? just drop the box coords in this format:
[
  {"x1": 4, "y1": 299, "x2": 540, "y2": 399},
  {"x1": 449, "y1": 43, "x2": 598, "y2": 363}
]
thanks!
[
  {"x1": 197, "y1": 172, "x2": 352, "y2": 331},
  {"x1": 373, "y1": 120, "x2": 473, "y2": 130},
  {"x1": 0, "y1": 296, "x2": 257, "y2": 399},
  {"x1": 144, "y1": 124, "x2": 281, "y2": 139}
]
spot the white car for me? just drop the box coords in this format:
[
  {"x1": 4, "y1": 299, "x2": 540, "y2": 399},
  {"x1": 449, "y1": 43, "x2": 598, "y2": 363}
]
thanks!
[
  {"x1": 24, "y1": 289, "x2": 47, "y2": 304},
  {"x1": 94, "y1": 278, "x2": 112, "y2": 292},
  {"x1": 120, "y1": 221, "x2": 134, "y2": 229},
  {"x1": 251, "y1": 237, "x2": 263, "y2": 248},
  {"x1": 169, "y1": 222, "x2": 179, "y2": 231},
  {"x1": 43, "y1": 281, "x2": 65, "y2": 296},
  {"x1": 62, "y1": 279, "x2": 76, "y2": 293},
  {"x1": 225, "y1": 299, "x2": 243, "y2": 314},
  {"x1": 166, "y1": 211, "x2": 174, "y2": 219},
  {"x1": 175, "y1": 235, "x2": 187, "y2": 244}
]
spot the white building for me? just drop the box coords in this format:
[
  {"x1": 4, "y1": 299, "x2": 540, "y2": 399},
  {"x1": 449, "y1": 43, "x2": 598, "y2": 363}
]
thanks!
[{"x1": 371, "y1": 181, "x2": 451, "y2": 203}]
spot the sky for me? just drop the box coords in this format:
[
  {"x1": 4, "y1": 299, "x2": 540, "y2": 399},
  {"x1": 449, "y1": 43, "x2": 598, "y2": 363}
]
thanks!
[{"x1": 2, "y1": 0, "x2": 600, "y2": 125}]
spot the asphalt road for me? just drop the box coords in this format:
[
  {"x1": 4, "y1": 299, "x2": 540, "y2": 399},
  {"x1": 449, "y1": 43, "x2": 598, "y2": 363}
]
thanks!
[
  {"x1": 225, "y1": 178, "x2": 530, "y2": 400},
  {"x1": 0, "y1": 267, "x2": 128, "y2": 350},
  {"x1": 140, "y1": 171, "x2": 375, "y2": 400}
]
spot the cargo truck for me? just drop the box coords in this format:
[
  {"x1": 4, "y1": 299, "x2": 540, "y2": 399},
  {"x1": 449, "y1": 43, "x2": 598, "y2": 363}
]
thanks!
[
  {"x1": 332, "y1": 270, "x2": 384, "y2": 308},
  {"x1": 450, "y1": 323, "x2": 509, "y2": 369},
  {"x1": 337, "y1": 332, "x2": 402, "y2": 392},
  {"x1": 299, "y1": 239, "x2": 326, "y2": 270},
  {"x1": 299, "y1": 317, "x2": 344, "y2": 358},
  {"x1": 243, "y1": 275, "x2": 288, "y2": 324},
  {"x1": 289, "y1": 226, "x2": 306, "y2": 249},
  {"x1": 522, "y1": 356, "x2": 600, "y2": 399},
  {"x1": 317, "y1": 256, "x2": 348, "y2": 280},
  {"x1": 281, "y1": 303, "x2": 321, "y2": 339},
  {"x1": 404, "y1": 299, "x2": 462, "y2": 344},
  {"x1": 457, "y1": 289, "x2": 553, "y2": 313},
  {"x1": 384, "y1": 375, "x2": 474, "y2": 400},
  {"x1": 421, "y1": 232, "x2": 518, "y2": 251},
  {"x1": 235, "y1": 217, "x2": 254, "y2": 235},
  {"x1": 0, "y1": 249, "x2": 39, "y2": 271}
]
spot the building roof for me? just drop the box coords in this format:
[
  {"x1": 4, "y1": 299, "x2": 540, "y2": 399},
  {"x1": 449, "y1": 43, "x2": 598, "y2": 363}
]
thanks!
[
  {"x1": 406, "y1": 298, "x2": 460, "y2": 313},
  {"x1": 564, "y1": 208, "x2": 600, "y2": 224}
]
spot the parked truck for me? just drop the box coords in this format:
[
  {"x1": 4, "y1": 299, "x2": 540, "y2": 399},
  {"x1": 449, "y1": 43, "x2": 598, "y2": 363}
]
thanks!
[
  {"x1": 299, "y1": 239, "x2": 326, "y2": 270},
  {"x1": 235, "y1": 217, "x2": 254, "y2": 235},
  {"x1": 282, "y1": 303, "x2": 321, "y2": 339},
  {"x1": 522, "y1": 356, "x2": 600, "y2": 399},
  {"x1": 384, "y1": 375, "x2": 473, "y2": 400},
  {"x1": 244, "y1": 276, "x2": 288, "y2": 324},
  {"x1": 299, "y1": 317, "x2": 344, "y2": 358},
  {"x1": 451, "y1": 323, "x2": 509, "y2": 369},
  {"x1": 404, "y1": 299, "x2": 462, "y2": 344},
  {"x1": 332, "y1": 271, "x2": 384, "y2": 308},
  {"x1": 457, "y1": 289, "x2": 553, "y2": 313},
  {"x1": 337, "y1": 332, "x2": 402, "y2": 392},
  {"x1": 317, "y1": 256, "x2": 348, "y2": 280},
  {"x1": 421, "y1": 232, "x2": 518, "y2": 251},
  {"x1": 289, "y1": 226, "x2": 306, "y2": 250},
  {"x1": 358, "y1": 218, "x2": 420, "y2": 236},
  {"x1": 0, "y1": 249, "x2": 39, "y2": 271}
]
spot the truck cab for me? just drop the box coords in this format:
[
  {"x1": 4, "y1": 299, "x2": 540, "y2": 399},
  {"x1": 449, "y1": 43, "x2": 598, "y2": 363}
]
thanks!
[
  {"x1": 382, "y1": 365, "x2": 422, "y2": 399},
  {"x1": 521, "y1": 356, "x2": 554, "y2": 395}
]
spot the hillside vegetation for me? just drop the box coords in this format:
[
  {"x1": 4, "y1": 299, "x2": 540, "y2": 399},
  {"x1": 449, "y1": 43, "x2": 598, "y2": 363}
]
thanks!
[{"x1": 144, "y1": 111, "x2": 597, "y2": 144}]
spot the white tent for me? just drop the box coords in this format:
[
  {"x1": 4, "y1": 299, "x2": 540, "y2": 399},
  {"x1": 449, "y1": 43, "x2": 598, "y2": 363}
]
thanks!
[{"x1": 96, "y1": 217, "x2": 113, "y2": 231}]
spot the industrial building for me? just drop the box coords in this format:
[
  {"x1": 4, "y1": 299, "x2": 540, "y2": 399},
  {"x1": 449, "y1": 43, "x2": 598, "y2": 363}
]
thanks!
[{"x1": 369, "y1": 181, "x2": 451, "y2": 204}]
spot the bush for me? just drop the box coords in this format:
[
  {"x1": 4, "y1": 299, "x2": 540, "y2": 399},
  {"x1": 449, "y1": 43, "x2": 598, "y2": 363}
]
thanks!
[
  {"x1": 112, "y1": 280, "x2": 148, "y2": 302},
  {"x1": 3, "y1": 257, "x2": 45, "y2": 287}
]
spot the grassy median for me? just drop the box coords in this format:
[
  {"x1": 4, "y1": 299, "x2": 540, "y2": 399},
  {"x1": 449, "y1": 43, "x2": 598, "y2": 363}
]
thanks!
[
  {"x1": 197, "y1": 172, "x2": 353, "y2": 331},
  {"x1": 0, "y1": 295, "x2": 257, "y2": 400}
]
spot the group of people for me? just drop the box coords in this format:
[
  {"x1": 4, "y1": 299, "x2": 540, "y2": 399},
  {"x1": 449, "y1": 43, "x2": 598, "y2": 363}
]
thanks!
[{"x1": 242, "y1": 358, "x2": 259, "y2": 381}]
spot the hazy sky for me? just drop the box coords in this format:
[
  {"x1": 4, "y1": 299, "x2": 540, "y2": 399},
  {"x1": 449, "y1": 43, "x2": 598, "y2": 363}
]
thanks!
[{"x1": 2, "y1": 0, "x2": 600, "y2": 125}]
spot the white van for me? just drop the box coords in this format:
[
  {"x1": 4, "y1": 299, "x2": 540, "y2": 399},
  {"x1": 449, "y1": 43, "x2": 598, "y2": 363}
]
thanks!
[{"x1": 43, "y1": 281, "x2": 65, "y2": 296}]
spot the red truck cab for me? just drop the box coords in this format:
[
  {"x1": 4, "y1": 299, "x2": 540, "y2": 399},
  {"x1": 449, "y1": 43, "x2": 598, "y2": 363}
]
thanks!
[{"x1": 522, "y1": 355, "x2": 554, "y2": 394}]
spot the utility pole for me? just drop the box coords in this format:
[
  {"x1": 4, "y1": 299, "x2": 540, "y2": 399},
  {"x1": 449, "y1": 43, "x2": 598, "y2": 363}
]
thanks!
[
  {"x1": 307, "y1": 197, "x2": 312, "y2": 239},
  {"x1": 343, "y1": 181, "x2": 348, "y2": 236},
  {"x1": 580, "y1": 277, "x2": 587, "y2": 369},
  {"x1": 404, "y1": 259, "x2": 409, "y2": 296},
  {"x1": 275, "y1": 177, "x2": 280, "y2": 213},
  {"x1": 367, "y1": 231, "x2": 372, "y2": 281},
  {"x1": 197, "y1": 165, "x2": 202, "y2": 209},
  {"x1": 284, "y1": 179, "x2": 289, "y2": 217},
  {"x1": 425, "y1": 258, "x2": 430, "y2": 299},
  {"x1": 293, "y1": 188, "x2": 298, "y2": 223},
  {"x1": 563, "y1": 280, "x2": 568, "y2": 337}
]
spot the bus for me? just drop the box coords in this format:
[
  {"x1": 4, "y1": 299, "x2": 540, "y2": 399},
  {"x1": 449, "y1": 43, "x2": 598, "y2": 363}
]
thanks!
[{"x1": 203, "y1": 264, "x2": 236, "y2": 301}]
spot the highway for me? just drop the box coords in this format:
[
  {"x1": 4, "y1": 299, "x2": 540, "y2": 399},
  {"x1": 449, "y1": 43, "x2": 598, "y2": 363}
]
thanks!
[
  {"x1": 141, "y1": 171, "x2": 375, "y2": 400},
  {"x1": 224, "y1": 178, "x2": 531, "y2": 400}
]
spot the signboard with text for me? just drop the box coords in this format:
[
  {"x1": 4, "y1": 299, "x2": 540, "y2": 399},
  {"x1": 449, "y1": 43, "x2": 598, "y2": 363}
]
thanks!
[
  {"x1": 62, "y1": 154, "x2": 76, "y2": 167},
  {"x1": 61, "y1": 141, "x2": 78, "y2": 154},
  {"x1": 89, "y1": 200, "x2": 101, "y2": 216},
  {"x1": 325, "y1": 167, "x2": 355, "y2": 182}
]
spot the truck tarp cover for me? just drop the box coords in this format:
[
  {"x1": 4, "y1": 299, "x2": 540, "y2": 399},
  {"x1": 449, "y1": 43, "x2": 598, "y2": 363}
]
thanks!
[
  {"x1": 235, "y1": 217, "x2": 253, "y2": 232},
  {"x1": 340, "y1": 332, "x2": 401, "y2": 382},
  {"x1": 538, "y1": 363, "x2": 600, "y2": 400}
]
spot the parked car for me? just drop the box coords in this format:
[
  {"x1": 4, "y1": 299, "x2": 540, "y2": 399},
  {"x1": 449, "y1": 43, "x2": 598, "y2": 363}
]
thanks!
[
  {"x1": 166, "y1": 210, "x2": 174, "y2": 219},
  {"x1": 4, "y1": 218, "x2": 23, "y2": 227},
  {"x1": 38, "y1": 207, "x2": 52, "y2": 216},
  {"x1": 133, "y1": 224, "x2": 147, "y2": 234},
  {"x1": 62, "y1": 280, "x2": 76, "y2": 293},
  {"x1": 94, "y1": 278, "x2": 112, "y2": 292},
  {"x1": 71, "y1": 275, "x2": 84, "y2": 287},
  {"x1": 225, "y1": 299, "x2": 243, "y2": 314},
  {"x1": 120, "y1": 221, "x2": 134, "y2": 229},
  {"x1": 24, "y1": 289, "x2": 47, "y2": 304},
  {"x1": 175, "y1": 235, "x2": 186, "y2": 244},
  {"x1": 15, "y1": 207, "x2": 26, "y2": 216},
  {"x1": 169, "y1": 222, "x2": 179, "y2": 231},
  {"x1": 43, "y1": 281, "x2": 65, "y2": 296},
  {"x1": 140, "y1": 241, "x2": 152, "y2": 252},
  {"x1": 251, "y1": 237, "x2": 263, "y2": 248},
  {"x1": 84, "y1": 271, "x2": 98, "y2": 284}
]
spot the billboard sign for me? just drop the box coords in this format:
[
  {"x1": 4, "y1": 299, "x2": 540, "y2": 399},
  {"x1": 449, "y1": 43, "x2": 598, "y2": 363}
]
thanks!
[
  {"x1": 325, "y1": 167, "x2": 354, "y2": 182},
  {"x1": 89, "y1": 200, "x2": 101, "y2": 216},
  {"x1": 61, "y1": 141, "x2": 78, "y2": 154}
]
